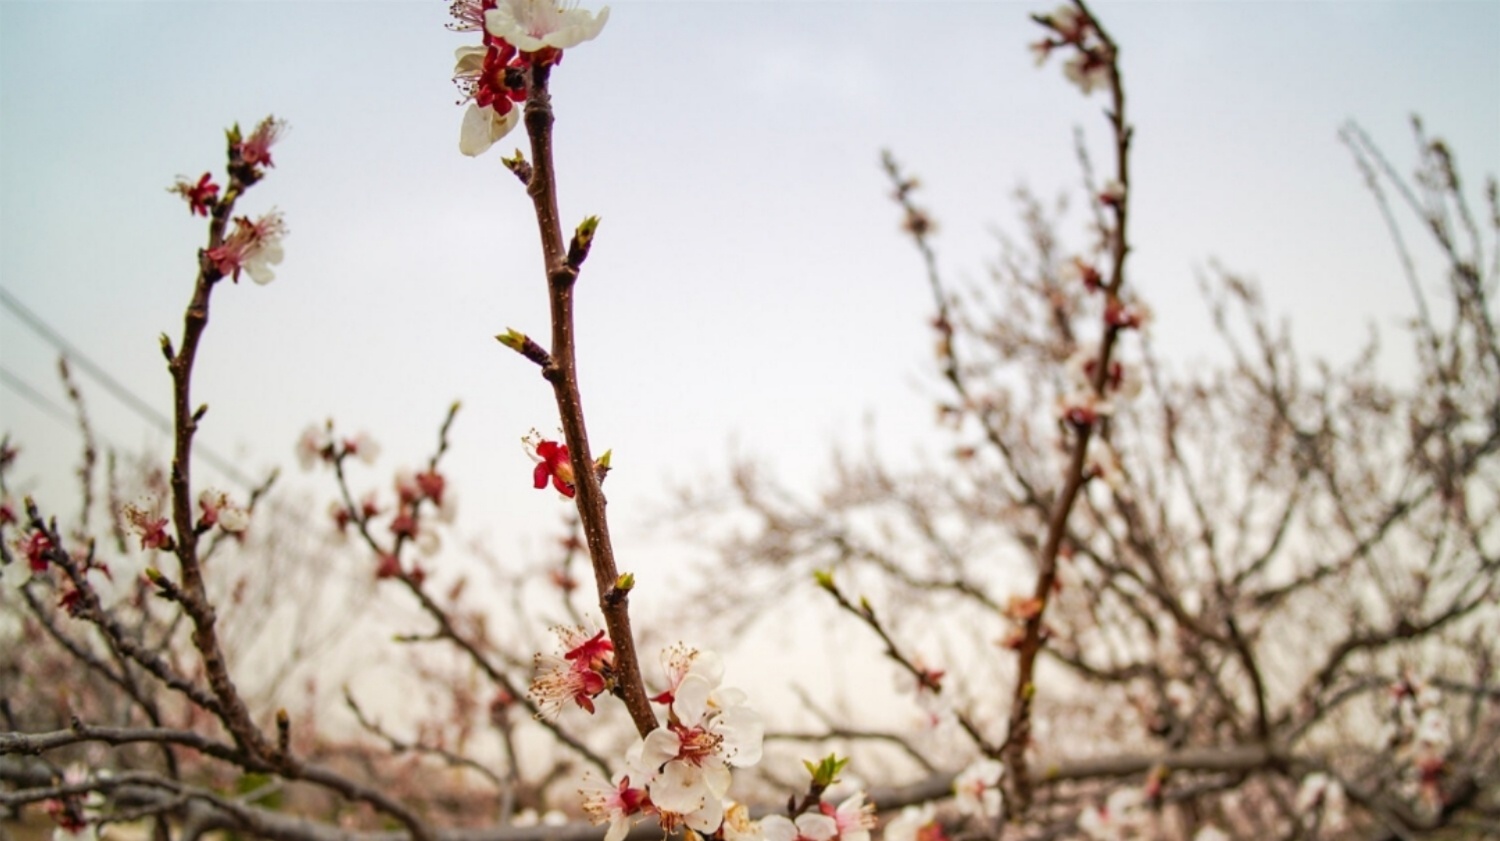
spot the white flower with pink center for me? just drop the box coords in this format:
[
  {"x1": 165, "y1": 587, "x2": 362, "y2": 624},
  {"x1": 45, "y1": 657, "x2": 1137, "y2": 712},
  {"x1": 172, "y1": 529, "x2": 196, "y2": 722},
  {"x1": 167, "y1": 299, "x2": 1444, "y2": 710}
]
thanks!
[
  {"x1": 630, "y1": 646, "x2": 764, "y2": 834},
  {"x1": 1063, "y1": 49, "x2": 1110, "y2": 96},
  {"x1": 484, "y1": 0, "x2": 609, "y2": 54},
  {"x1": 882, "y1": 804, "x2": 944, "y2": 841},
  {"x1": 454, "y1": 44, "x2": 524, "y2": 156},
  {"x1": 207, "y1": 210, "x2": 287, "y2": 285},
  {"x1": 580, "y1": 772, "x2": 651, "y2": 841},
  {"x1": 953, "y1": 757, "x2": 1004, "y2": 819},
  {"x1": 1078, "y1": 788, "x2": 1145, "y2": 841},
  {"x1": 198, "y1": 489, "x2": 249, "y2": 533},
  {"x1": 820, "y1": 792, "x2": 875, "y2": 841}
]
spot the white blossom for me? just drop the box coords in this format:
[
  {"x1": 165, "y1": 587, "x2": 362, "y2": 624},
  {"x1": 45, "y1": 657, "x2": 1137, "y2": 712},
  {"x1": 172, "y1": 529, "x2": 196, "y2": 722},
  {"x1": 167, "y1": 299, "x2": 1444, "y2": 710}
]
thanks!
[
  {"x1": 628, "y1": 646, "x2": 764, "y2": 835},
  {"x1": 953, "y1": 757, "x2": 1004, "y2": 819},
  {"x1": 1078, "y1": 788, "x2": 1146, "y2": 841},
  {"x1": 485, "y1": 0, "x2": 609, "y2": 53}
]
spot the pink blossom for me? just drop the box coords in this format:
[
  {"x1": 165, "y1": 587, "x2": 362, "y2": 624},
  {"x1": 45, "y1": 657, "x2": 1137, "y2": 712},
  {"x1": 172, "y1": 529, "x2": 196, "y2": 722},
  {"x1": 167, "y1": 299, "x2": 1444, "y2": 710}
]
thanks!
[
  {"x1": 123, "y1": 501, "x2": 172, "y2": 550},
  {"x1": 22, "y1": 530, "x2": 53, "y2": 573},
  {"x1": 525, "y1": 433, "x2": 577, "y2": 497},
  {"x1": 529, "y1": 626, "x2": 615, "y2": 716},
  {"x1": 236, "y1": 116, "x2": 287, "y2": 169},
  {"x1": 169, "y1": 173, "x2": 219, "y2": 217}
]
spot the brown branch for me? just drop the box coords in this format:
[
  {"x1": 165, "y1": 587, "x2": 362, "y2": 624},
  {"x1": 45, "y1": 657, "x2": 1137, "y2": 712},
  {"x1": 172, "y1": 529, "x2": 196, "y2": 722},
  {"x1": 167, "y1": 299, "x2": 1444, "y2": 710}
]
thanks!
[
  {"x1": 520, "y1": 63, "x2": 655, "y2": 739},
  {"x1": 1000, "y1": 0, "x2": 1135, "y2": 819}
]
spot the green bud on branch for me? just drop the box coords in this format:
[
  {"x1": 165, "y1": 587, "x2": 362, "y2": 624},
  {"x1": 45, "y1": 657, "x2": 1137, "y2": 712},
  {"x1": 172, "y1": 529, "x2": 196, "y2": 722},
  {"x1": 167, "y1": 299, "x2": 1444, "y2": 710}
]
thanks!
[
  {"x1": 802, "y1": 754, "x2": 849, "y2": 788},
  {"x1": 496, "y1": 328, "x2": 552, "y2": 368},
  {"x1": 501, "y1": 149, "x2": 532, "y2": 184},
  {"x1": 567, "y1": 215, "x2": 601, "y2": 270}
]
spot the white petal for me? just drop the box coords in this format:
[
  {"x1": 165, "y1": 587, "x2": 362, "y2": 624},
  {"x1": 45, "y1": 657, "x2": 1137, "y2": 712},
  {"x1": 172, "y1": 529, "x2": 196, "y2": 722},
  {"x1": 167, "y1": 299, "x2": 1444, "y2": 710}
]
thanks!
[
  {"x1": 245, "y1": 241, "x2": 284, "y2": 285},
  {"x1": 459, "y1": 103, "x2": 517, "y2": 157},
  {"x1": 485, "y1": 0, "x2": 608, "y2": 51},
  {"x1": 454, "y1": 44, "x2": 487, "y2": 74},
  {"x1": 760, "y1": 816, "x2": 797, "y2": 841},
  {"x1": 649, "y1": 760, "x2": 709, "y2": 814},
  {"x1": 545, "y1": 5, "x2": 609, "y2": 49},
  {"x1": 715, "y1": 705, "x2": 764, "y2": 766},
  {"x1": 638, "y1": 728, "x2": 681, "y2": 771},
  {"x1": 690, "y1": 649, "x2": 725, "y2": 686},
  {"x1": 685, "y1": 795, "x2": 724, "y2": 834},
  {"x1": 674, "y1": 673, "x2": 714, "y2": 725},
  {"x1": 700, "y1": 758, "x2": 732, "y2": 798},
  {"x1": 460, "y1": 103, "x2": 495, "y2": 156},
  {"x1": 795, "y1": 814, "x2": 837, "y2": 841}
]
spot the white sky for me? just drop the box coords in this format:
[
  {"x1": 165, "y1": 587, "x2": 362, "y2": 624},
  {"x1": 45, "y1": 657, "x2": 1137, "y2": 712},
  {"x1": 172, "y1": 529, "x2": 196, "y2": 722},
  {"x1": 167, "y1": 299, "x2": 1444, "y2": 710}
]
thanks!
[{"x1": 2, "y1": 0, "x2": 1498, "y2": 605}]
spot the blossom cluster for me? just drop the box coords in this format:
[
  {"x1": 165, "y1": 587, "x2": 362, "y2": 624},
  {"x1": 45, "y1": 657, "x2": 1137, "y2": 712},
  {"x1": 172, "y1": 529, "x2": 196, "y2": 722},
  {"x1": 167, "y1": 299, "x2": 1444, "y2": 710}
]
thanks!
[
  {"x1": 447, "y1": 0, "x2": 610, "y2": 156},
  {"x1": 1030, "y1": 3, "x2": 1111, "y2": 96},
  {"x1": 558, "y1": 644, "x2": 775, "y2": 841},
  {"x1": 296, "y1": 423, "x2": 454, "y2": 578},
  {"x1": 1386, "y1": 674, "x2": 1452, "y2": 809},
  {"x1": 388, "y1": 466, "x2": 455, "y2": 556},
  {"x1": 45, "y1": 765, "x2": 105, "y2": 841},
  {"x1": 296, "y1": 424, "x2": 380, "y2": 471},
  {"x1": 170, "y1": 116, "x2": 289, "y2": 283}
]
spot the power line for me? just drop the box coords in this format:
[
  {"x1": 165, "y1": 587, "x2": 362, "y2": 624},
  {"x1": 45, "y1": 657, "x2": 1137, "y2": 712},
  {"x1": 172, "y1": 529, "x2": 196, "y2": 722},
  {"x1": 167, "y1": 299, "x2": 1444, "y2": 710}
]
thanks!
[
  {"x1": 0, "y1": 364, "x2": 76, "y2": 425},
  {"x1": 0, "y1": 284, "x2": 261, "y2": 490}
]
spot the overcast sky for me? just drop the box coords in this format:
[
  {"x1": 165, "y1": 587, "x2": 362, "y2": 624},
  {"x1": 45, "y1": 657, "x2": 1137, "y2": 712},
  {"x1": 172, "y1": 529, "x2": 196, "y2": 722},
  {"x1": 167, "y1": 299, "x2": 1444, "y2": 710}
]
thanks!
[{"x1": 3, "y1": 0, "x2": 1498, "y2": 597}]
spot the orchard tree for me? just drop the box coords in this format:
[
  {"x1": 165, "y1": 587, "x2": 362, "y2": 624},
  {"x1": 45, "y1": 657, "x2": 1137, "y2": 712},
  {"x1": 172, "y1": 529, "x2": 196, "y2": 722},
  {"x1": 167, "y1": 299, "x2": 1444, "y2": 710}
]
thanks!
[{"x1": 2, "y1": 3, "x2": 1496, "y2": 841}]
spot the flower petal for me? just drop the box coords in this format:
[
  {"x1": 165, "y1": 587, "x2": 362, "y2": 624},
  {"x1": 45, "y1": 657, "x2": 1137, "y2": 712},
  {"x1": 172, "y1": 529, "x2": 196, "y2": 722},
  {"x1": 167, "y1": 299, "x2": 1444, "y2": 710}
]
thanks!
[{"x1": 650, "y1": 760, "x2": 709, "y2": 814}]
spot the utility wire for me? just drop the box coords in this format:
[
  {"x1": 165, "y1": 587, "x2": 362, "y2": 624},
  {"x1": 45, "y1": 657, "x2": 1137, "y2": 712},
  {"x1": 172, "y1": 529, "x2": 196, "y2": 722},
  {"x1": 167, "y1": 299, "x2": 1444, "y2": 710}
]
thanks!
[
  {"x1": 0, "y1": 364, "x2": 76, "y2": 425},
  {"x1": 0, "y1": 283, "x2": 260, "y2": 490}
]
